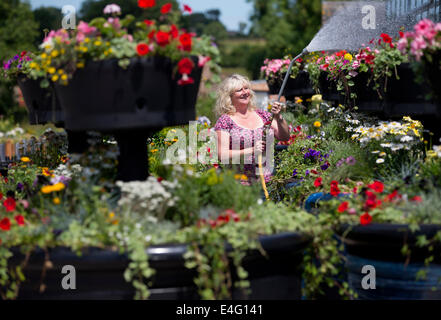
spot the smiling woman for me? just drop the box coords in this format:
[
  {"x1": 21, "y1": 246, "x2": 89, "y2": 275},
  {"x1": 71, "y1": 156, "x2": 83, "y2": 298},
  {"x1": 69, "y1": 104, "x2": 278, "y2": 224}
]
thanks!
[{"x1": 214, "y1": 74, "x2": 290, "y2": 185}]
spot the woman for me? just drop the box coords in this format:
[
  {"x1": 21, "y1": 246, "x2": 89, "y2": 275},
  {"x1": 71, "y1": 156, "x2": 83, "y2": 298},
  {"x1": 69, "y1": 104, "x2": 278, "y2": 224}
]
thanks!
[{"x1": 214, "y1": 74, "x2": 290, "y2": 185}]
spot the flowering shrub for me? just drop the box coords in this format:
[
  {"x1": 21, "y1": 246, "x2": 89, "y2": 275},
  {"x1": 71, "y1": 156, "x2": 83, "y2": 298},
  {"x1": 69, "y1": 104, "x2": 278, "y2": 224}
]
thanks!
[
  {"x1": 23, "y1": 3, "x2": 220, "y2": 88},
  {"x1": 1, "y1": 51, "x2": 33, "y2": 82}
]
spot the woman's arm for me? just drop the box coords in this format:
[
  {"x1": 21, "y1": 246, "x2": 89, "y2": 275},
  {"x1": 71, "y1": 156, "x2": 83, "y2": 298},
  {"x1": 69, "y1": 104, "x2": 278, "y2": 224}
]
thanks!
[{"x1": 270, "y1": 102, "x2": 290, "y2": 141}]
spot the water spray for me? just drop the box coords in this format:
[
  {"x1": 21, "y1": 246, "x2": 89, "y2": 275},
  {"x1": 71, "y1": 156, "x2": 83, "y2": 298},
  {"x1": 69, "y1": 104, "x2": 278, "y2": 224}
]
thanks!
[{"x1": 258, "y1": 48, "x2": 309, "y2": 201}]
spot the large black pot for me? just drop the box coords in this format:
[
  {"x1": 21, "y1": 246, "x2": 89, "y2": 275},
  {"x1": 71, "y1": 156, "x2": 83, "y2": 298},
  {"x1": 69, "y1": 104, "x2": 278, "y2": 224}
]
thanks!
[
  {"x1": 338, "y1": 223, "x2": 441, "y2": 300},
  {"x1": 318, "y1": 72, "x2": 344, "y2": 104},
  {"x1": 55, "y1": 56, "x2": 202, "y2": 132},
  {"x1": 17, "y1": 75, "x2": 64, "y2": 126},
  {"x1": 9, "y1": 232, "x2": 309, "y2": 300},
  {"x1": 267, "y1": 71, "x2": 315, "y2": 98},
  {"x1": 421, "y1": 50, "x2": 441, "y2": 106}
]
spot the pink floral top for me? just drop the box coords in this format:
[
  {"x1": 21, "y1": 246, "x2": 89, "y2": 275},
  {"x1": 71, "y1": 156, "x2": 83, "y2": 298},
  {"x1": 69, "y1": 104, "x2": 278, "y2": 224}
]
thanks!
[{"x1": 214, "y1": 109, "x2": 273, "y2": 185}]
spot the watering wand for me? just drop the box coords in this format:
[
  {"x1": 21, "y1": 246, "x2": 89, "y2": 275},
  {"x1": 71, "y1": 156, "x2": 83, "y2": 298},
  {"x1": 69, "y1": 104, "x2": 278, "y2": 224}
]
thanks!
[{"x1": 258, "y1": 48, "x2": 309, "y2": 201}]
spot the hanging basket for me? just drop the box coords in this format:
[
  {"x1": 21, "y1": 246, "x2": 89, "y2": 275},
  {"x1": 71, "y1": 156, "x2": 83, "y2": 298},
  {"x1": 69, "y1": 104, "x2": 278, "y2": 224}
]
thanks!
[
  {"x1": 17, "y1": 75, "x2": 64, "y2": 126},
  {"x1": 55, "y1": 56, "x2": 202, "y2": 132}
]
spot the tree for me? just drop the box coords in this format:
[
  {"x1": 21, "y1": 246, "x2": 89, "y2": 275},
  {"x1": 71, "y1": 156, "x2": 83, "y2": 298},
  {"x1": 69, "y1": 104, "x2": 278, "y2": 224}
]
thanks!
[
  {"x1": 206, "y1": 9, "x2": 221, "y2": 22},
  {"x1": 239, "y1": 22, "x2": 248, "y2": 36},
  {"x1": 204, "y1": 21, "x2": 228, "y2": 41},
  {"x1": 246, "y1": 0, "x2": 321, "y2": 57}
]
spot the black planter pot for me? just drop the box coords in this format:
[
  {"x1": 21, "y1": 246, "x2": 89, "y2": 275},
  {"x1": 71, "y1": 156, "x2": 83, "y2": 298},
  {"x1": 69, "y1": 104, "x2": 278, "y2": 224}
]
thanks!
[
  {"x1": 421, "y1": 51, "x2": 441, "y2": 106},
  {"x1": 55, "y1": 56, "x2": 202, "y2": 132},
  {"x1": 17, "y1": 75, "x2": 64, "y2": 126},
  {"x1": 338, "y1": 223, "x2": 441, "y2": 300},
  {"x1": 352, "y1": 71, "x2": 386, "y2": 115},
  {"x1": 267, "y1": 71, "x2": 315, "y2": 98},
  {"x1": 318, "y1": 72, "x2": 344, "y2": 104},
  {"x1": 10, "y1": 232, "x2": 309, "y2": 300}
]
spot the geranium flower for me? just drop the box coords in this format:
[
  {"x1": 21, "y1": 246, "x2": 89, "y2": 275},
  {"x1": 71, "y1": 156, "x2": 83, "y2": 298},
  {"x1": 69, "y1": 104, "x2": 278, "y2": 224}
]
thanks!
[
  {"x1": 314, "y1": 177, "x2": 322, "y2": 187},
  {"x1": 179, "y1": 33, "x2": 192, "y2": 51},
  {"x1": 156, "y1": 31, "x2": 170, "y2": 47},
  {"x1": 148, "y1": 30, "x2": 156, "y2": 41},
  {"x1": 368, "y1": 181, "x2": 384, "y2": 193},
  {"x1": 178, "y1": 57, "x2": 194, "y2": 75},
  {"x1": 170, "y1": 24, "x2": 179, "y2": 39},
  {"x1": 136, "y1": 43, "x2": 150, "y2": 56},
  {"x1": 161, "y1": 3, "x2": 172, "y2": 14},
  {"x1": 338, "y1": 201, "x2": 349, "y2": 213},
  {"x1": 330, "y1": 180, "x2": 340, "y2": 197},
  {"x1": 411, "y1": 196, "x2": 422, "y2": 202},
  {"x1": 103, "y1": 4, "x2": 121, "y2": 15},
  {"x1": 198, "y1": 55, "x2": 211, "y2": 67},
  {"x1": 3, "y1": 197, "x2": 16, "y2": 212},
  {"x1": 360, "y1": 212, "x2": 372, "y2": 225},
  {"x1": 183, "y1": 4, "x2": 192, "y2": 13},
  {"x1": 138, "y1": 0, "x2": 155, "y2": 9},
  {"x1": 0, "y1": 217, "x2": 11, "y2": 231},
  {"x1": 14, "y1": 215, "x2": 25, "y2": 226},
  {"x1": 144, "y1": 19, "x2": 155, "y2": 26}
]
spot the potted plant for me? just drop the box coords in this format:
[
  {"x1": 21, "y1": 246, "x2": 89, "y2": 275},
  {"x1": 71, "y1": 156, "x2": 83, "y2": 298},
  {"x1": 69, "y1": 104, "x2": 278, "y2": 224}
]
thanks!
[
  {"x1": 0, "y1": 146, "x2": 313, "y2": 300},
  {"x1": 260, "y1": 56, "x2": 315, "y2": 98},
  {"x1": 27, "y1": 3, "x2": 220, "y2": 181}
]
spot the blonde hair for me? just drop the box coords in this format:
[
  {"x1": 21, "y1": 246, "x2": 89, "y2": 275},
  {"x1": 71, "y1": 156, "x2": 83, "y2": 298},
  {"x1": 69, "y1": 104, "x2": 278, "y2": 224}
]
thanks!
[{"x1": 214, "y1": 74, "x2": 257, "y2": 117}]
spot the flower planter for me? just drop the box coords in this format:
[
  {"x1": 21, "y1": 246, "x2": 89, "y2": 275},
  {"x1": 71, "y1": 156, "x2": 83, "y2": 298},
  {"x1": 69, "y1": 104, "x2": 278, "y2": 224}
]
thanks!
[
  {"x1": 17, "y1": 75, "x2": 64, "y2": 126},
  {"x1": 351, "y1": 71, "x2": 386, "y2": 115},
  {"x1": 338, "y1": 223, "x2": 441, "y2": 300},
  {"x1": 55, "y1": 56, "x2": 202, "y2": 132},
  {"x1": 267, "y1": 71, "x2": 315, "y2": 98},
  {"x1": 318, "y1": 72, "x2": 344, "y2": 104},
  {"x1": 9, "y1": 232, "x2": 309, "y2": 300},
  {"x1": 421, "y1": 51, "x2": 441, "y2": 106}
]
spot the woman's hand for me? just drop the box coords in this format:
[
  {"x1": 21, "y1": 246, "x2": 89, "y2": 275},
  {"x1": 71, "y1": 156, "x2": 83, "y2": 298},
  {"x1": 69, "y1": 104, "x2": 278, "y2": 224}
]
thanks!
[
  {"x1": 254, "y1": 140, "x2": 266, "y2": 153},
  {"x1": 271, "y1": 101, "x2": 285, "y2": 120}
]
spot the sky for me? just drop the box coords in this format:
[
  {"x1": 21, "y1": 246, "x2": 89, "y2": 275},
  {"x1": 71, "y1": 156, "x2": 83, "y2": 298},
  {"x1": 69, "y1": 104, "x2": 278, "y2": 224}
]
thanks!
[{"x1": 29, "y1": 0, "x2": 254, "y2": 31}]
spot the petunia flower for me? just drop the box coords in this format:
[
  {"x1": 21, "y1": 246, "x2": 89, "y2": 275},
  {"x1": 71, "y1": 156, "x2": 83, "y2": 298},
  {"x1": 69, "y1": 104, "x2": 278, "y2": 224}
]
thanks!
[
  {"x1": 138, "y1": 0, "x2": 155, "y2": 9},
  {"x1": 0, "y1": 217, "x2": 11, "y2": 231}
]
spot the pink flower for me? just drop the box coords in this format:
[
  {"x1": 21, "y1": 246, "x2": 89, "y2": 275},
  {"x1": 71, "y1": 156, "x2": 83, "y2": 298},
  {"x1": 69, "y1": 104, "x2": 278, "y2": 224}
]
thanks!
[
  {"x1": 106, "y1": 17, "x2": 121, "y2": 30},
  {"x1": 411, "y1": 36, "x2": 427, "y2": 60},
  {"x1": 198, "y1": 55, "x2": 211, "y2": 67},
  {"x1": 397, "y1": 37, "x2": 409, "y2": 53},
  {"x1": 414, "y1": 19, "x2": 434, "y2": 36},
  {"x1": 77, "y1": 21, "x2": 97, "y2": 35},
  {"x1": 103, "y1": 4, "x2": 121, "y2": 15}
]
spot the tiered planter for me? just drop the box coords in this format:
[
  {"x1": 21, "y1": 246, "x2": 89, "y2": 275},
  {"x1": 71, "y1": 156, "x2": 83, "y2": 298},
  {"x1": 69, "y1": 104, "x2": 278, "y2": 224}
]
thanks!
[
  {"x1": 10, "y1": 232, "x2": 309, "y2": 300},
  {"x1": 54, "y1": 56, "x2": 202, "y2": 181},
  {"x1": 339, "y1": 224, "x2": 441, "y2": 300}
]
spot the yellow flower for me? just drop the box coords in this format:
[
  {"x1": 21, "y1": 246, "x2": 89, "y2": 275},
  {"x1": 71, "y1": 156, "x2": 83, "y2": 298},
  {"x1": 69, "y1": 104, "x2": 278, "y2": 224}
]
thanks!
[
  {"x1": 295, "y1": 97, "x2": 303, "y2": 104},
  {"x1": 314, "y1": 121, "x2": 322, "y2": 128},
  {"x1": 151, "y1": 149, "x2": 158, "y2": 153},
  {"x1": 84, "y1": 38, "x2": 90, "y2": 43},
  {"x1": 76, "y1": 61, "x2": 85, "y2": 68},
  {"x1": 51, "y1": 182, "x2": 65, "y2": 192},
  {"x1": 61, "y1": 74, "x2": 68, "y2": 81},
  {"x1": 94, "y1": 40, "x2": 102, "y2": 46},
  {"x1": 21, "y1": 156, "x2": 31, "y2": 163},
  {"x1": 58, "y1": 69, "x2": 64, "y2": 75},
  {"x1": 29, "y1": 62, "x2": 38, "y2": 69},
  {"x1": 41, "y1": 185, "x2": 54, "y2": 194},
  {"x1": 51, "y1": 74, "x2": 59, "y2": 82},
  {"x1": 311, "y1": 94, "x2": 322, "y2": 102},
  {"x1": 48, "y1": 67, "x2": 56, "y2": 74},
  {"x1": 51, "y1": 50, "x2": 59, "y2": 57},
  {"x1": 41, "y1": 53, "x2": 48, "y2": 59},
  {"x1": 111, "y1": 219, "x2": 119, "y2": 225},
  {"x1": 53, "y1": 197, "x2": 61, "y2": 205},
  {"x1": 42, "y1": 167, "x2": 53, "y2": 177},
  {"x1": 344, "y1": 53, "x2": 353, "y2": 61},
  {"x1": 108, "y1": 212, "x2": 115, "y2": 219}
]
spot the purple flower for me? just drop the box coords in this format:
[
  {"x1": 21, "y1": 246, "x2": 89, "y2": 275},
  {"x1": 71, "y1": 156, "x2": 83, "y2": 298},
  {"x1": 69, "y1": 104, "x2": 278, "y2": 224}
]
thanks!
[
  {"x1": 13, "y1": 55, "x2": 19, "y2": 61},
  {"x1": 346, "y1": 156, "x2": 356, "y2": 165},
  {"x1": 16, "y1": 182, "x2": 24, "y2": 191},
  {"x1": 336, "y1": 159, "x2": 344, "y2": 167},
  {"x1": 292, "y1": 169, "x2": 298, "y2": 177},
  {"x1": 3, "y1": 62, "x2": 10, "y2": 70},
  {"x1": 321, "y1": 163, "x2": 330, "y2": 171},
  {"x1": 324, "y1": 153, "x2": 330, "y2": 159},
  {"x1": 17, "y1": 64, "x2": 22, "y2": 69},
  {"x1": 25, "y1": 56, "x2": 31, "y2": 61},
  {"x1": 305, "y1": 170, "x2": 310, "y2": 176}
]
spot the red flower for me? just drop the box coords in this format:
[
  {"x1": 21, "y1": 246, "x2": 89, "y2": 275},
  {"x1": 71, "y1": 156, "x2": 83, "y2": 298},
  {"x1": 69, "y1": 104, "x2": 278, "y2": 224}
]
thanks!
[
  {"x1": 144, "y1": 19, "x2": 155, "y2": 26},
  {"x1": 353, "y1": 187, "x2": 358, "y2": 194},
  {"x1": 411, "y1": 196, "x2": 423, "y2": 203},
  {"x1": 136, "y1": 43, "x2": 150, "y2": 56},
  {"x1": 368, "y1": 181, "x2": 384, "y2": 193},
  {"x1": 157, "y1": 177, "x2": 163, "y2": 183},
  {"x1": 156, "y1": 31, "x2": 170, "y2": 47},
  {"x1": 330, "y1": 186, "x2": 340, "y2": 197},
  {"x1": 380, "y1": 33, "x2": 392, "y2": 43},
  {"x1": 0, "y1": 192, "x2": 3, "y2": 200},
  {"x1": 0, "y1": 217, "x2": 11, "y2": 231},
  {"x1": 360, "y1": 212, "x2": 372, "y2": 225},
  {"x1": 14, "y1": 215, "x2": 25, "y2": 226},
  {"x1": 160, "y1": 3, "x2": 172, "y2": 14},
  {"x1": 338, "y1": 201, "x2": 349, "y2": 213},
  {"x1": 138, "y1": 0, "x2": 155, "y2": 9},
  {"x1": 314, "y1": 177, "x2": 322, "y2": 188},
  {"x1": 170, "y1": 24, "x2": 179, "y2": 39},
  {"x1": 183, "y1": 4, "x2": 192, "y2": 13},
  {"x1": 399, "y1": 31, "x2": 404, "y2": 38},
  {"x1": 20, "y1": 50, "x2": 27, "y2": 57},
  {"x1": 311, "y1": 169, "x2": 318, "y2": 175},
  {"x1": 148, "y1": 30, "x2": 156, "y2": 41},
  {"x1": 179, "y1": 33, "x2": 192, "y2": 51},
  {"x1": 385, "y1": 190, "x2": 399, "y2": 202},
  {"x1": 177, "y1": 57, "x2": 194, "y2": 75},
  {"x1": 3, "y1": 197, "x2": 16, "y2": 212}
]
